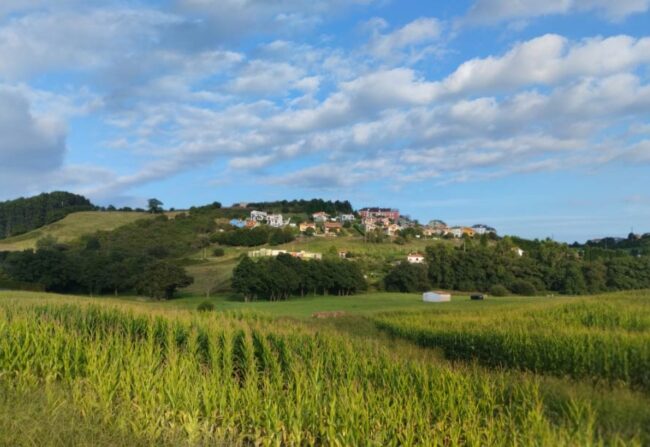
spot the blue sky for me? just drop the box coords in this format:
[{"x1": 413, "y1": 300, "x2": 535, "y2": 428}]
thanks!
[{"x1": 0, "y1": 0, "x2": 649, "y2": 242}]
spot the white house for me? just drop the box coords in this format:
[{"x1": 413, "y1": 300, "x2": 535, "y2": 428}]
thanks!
[
  {"x1": 449, "y1": 227, "x2": 463, "y2": 238},
  {"x1": 339, "y1": 214, "x2": 355, "y2": 222},
  {"x1": 312, "y1": 211, "x2": 330, "y2": 222},
  {"x1": 472, "y1": 224, "x2": 497, "y2": 235},
  {"x1": 514, "y1": 247, "x2": 525, "y2": 257},
  {"x1": 250, "y1": 210, "x2": 267, "y2": 222},
  {"x1": 267, "y1": 214, "x2": 284, "y2": 227},
  {"x1": 407, "y1": 252, "x2": 425, "y2": 264}
]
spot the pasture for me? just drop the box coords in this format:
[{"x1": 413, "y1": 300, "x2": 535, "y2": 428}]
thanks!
[
  {"x1": 0, "y1": 211, "x2": 151, "y2": 251},
  {"x1": 0, "y1": 290, "x2": 648, "y2": 445}
]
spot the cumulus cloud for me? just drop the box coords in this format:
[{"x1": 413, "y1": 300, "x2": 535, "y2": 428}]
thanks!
[
  {"x1": 0, "y1": 88, "x2": 66, "y2": 171},
  {"x1": 0, "y1": 88, "x2": 72, "y2": 198}
]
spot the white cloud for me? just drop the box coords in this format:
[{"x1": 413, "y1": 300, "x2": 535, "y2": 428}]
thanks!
[
  {"x1": 367, "y1": 17, "x2": 442, "y2": 62},
  {"x1": 0, "y1": 8, "x2": 183, "y2": 79},
  {"x1": 441, "y1": 34, "x2": 650, "y2": 95},
  {"x1": 0, "y1": 88, "x2": 71, "y2": 198},
  {"x1": 465, "y1": 0, "x2": 650, "y2": 24},
  {"x1": 229, "y1": 60, "x2": 309, "y2": 95}
]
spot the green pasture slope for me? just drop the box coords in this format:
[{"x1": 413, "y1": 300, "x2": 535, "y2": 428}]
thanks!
[
  {"x1": 0, "y1": 211, "x2": 151, "y2": 251},
  {"x1": 1, "y1": 289, "x2": 649, "y2": 445}
]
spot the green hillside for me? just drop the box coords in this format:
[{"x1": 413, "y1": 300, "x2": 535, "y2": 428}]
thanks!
[
  {"x1": 0, "y1": 191, "x2": 94, "y2": 238},
  {"x1": 0, "y1": 211, "x2": 151, "y2": 251}
]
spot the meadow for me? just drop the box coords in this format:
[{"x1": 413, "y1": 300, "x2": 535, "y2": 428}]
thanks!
[
  {"x1": 1, "y1": 290, "x2": 649, "y2": 445},
  {"x1": 0, "y1": 212, "x2": 151, "y2": 251}
]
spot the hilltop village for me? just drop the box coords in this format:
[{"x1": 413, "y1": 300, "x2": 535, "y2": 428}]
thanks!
[{"x1": 229, "y1": 206, "x2": 497, "y2": 240}]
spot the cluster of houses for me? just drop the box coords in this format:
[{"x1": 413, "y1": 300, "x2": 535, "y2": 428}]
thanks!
[
  {"x1": 230, "y1": 210, "x2": 287, "y2": 229},
  {"x1": 230, "y1": 209, "x2": 355, "y2": 237},
  {"x1": 358, "y1": 208, "x2": 497, "y2": 240},
  {"x1": 228, "y1": 207, "x2": 498, "y2": 240}
]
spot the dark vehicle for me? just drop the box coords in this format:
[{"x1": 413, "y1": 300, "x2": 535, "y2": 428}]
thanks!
[{"x1": 471, "y1": 294, "x2": 485, "y2": 300}]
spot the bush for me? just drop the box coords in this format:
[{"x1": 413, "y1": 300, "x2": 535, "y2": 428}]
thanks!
[
  {"x1": 212, "y1": 248, "x2": 225, "y2": 257},
  {"x1": 510, "y1": 280, "x2": 536, "y2": 296},
  {"x1": 197, "y1": 301, "x2": 215, "y2": 312},
  {"x1": 489, "y1": 284, "x2": 509, "y2": 297}
]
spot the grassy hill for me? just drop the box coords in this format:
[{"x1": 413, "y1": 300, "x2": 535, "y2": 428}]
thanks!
[
  {"x1": 0, "y1": 211, "x2": 152, "y2": 251},
  {"x1": 180, "y1": 235, "x2": 458, "y2": 296}
]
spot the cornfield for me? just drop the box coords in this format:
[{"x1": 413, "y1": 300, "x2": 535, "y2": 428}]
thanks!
[
  {"x1": 375, "y1": 293, "x2": 650, "y2": 391},
  {"x1": 0, "y1": 297, "x2": 648, "y2": 445}
]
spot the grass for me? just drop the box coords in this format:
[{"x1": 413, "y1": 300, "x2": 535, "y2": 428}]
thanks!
[
  {"x1": 1, "y1": 292, "x2": 649, "y2": 445},
  {"x1": 0, "y1": 211, "x2": 152, "y2": 251},
  {"x1": 276, "y1": 234, "x2": 454, "y2": 259}
]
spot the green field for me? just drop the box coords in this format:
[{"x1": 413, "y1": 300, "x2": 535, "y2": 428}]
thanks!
[
  {"x1": 1, "y1": 290, "x2": 649, "y2": 445},
  {"x1": 0, "y1": 211, "x2": 152, "y2": 251}
]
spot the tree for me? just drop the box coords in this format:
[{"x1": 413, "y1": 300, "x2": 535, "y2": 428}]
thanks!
[
  {"x1": 147, "y1": 198, "x2": 164, "y2": 214},
  {"x1": 384, "y1": 262, "x2": 430, "y2": 293},
  {"x1": 232, "y1": 256, "x2": 261, "y2": 301},
  {"x1": 136, "y1": 261, "x2": 193, "y2": 299}
]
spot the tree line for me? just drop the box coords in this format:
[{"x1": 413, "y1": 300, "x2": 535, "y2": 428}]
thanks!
[
  {"x1": 0, "y1": 209, "x2": 221, "y2": 298},
  {"x1": 0, "y1": 247, "x2": 192, "y2": 299},
  {"x1": 232, "y1": 254, "x2": 366, "y2": 301},
  {"x1": 244, "y1": 199, "x2": 353, "y2": 215},
  {"x1": 213, "y1": 227, "x2": 295, "y2": 247},
  {"x1": 0, "y1": 191, "x2": 94, "y2": 238},
  {"x1": 384, "y1": 238, "x2": 650, "y2": 295}
]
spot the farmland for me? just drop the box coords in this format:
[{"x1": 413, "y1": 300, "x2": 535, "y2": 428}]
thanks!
[{"x1": 1, "y1": 290, "x2": 649, "y2": 445}]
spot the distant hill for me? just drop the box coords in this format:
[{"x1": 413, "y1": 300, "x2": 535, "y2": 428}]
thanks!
[
  {"x1": 0, "y1": 211, "x2": 151, "y2": 251},
  {"x1": 0, "y1": 191, "x2": 95, "y2": 239}
]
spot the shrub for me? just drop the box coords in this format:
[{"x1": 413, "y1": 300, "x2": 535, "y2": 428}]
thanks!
[
  {"x1": 212, "y1": 248, "x2": 225, "y2": 257},
  {"x1": 489, "y1": 284, "x2": 509, "y2": 297},
  {"x1": 510, "y1": 280, "x2": 536, "y2": 296},
  {"x1": 197, "y1": 301, "x2": 215, "y2": 312}
]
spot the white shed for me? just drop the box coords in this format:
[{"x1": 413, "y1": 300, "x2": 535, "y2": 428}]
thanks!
[{"x1": 423, "y1": 291, "x2": 451, "y2": 302}]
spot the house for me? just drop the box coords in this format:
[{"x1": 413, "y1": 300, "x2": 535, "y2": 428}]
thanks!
[
  {"x1": 423, "y1": 226, "x2": 447, "y2": 237},
  {"x1": 312, "y1": 211, "x2": 330, "y2": 222},
  {"x1": 398, "y1": 216, "x2": 416, "y2": 228},
  {"x1": 386, "y1": 223, "x2": 402, "y2": 237},
  {"x1": 450, "y1": 226, "x2": 475, "y2": 238},
  {"x1": 514, "y1": 247, "x2": 525, "y2": 257},
  {"x1": 463, "y1": 227, "x2": 476, "y2": 237},
  {"x1": 449, "y1": 226, "x2": 463, "y2": 238},
  {"x1": 299, "y1": 222, "x2": 316, "y2": 233},
  {"x1": 472, "y1": 224, "x2": 497, "y2": 235},
  {"x1": 407, "y1": 252, "x2": 425, "y2": 264},
  {"x1": 339, "y1": 214, "x2": 355, "y2": 222},
  {"x1": 245, "y1": 219, "x2": 258, "y2": 229},
  {"x1": 338, "y1": 250, "x2": 348, "y2": 259},
  {"x1": 266, "y1": 214, "x2": 284, "y2": 228},
  {"x1": 324, "y1": 222, "x2": 342, "y2": 235},
  {"x1": 293, "y1": 251, "x2": 323, "y2": 260},
  {"x1": 229, "y1": 218, "x2": 246, "y2": 228},
  {"x1": 250, "y1": 210, "x2": 267, "y2": 222},
  {"x1": 359, "y1": 207, "x2": 399, "y2": 222}
]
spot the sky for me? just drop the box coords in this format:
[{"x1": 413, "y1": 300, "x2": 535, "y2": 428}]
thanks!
[{"x1": 0, "y1": 0, "x2": 649, "y2": 242}]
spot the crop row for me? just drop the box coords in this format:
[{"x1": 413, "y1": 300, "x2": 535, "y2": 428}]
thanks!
[
  {"x1": 374, "y1": 297, "x2": 650, "y2": 390},
  {"x1": 0, "y1": 302, "x2": 636, "y2": 446}
]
